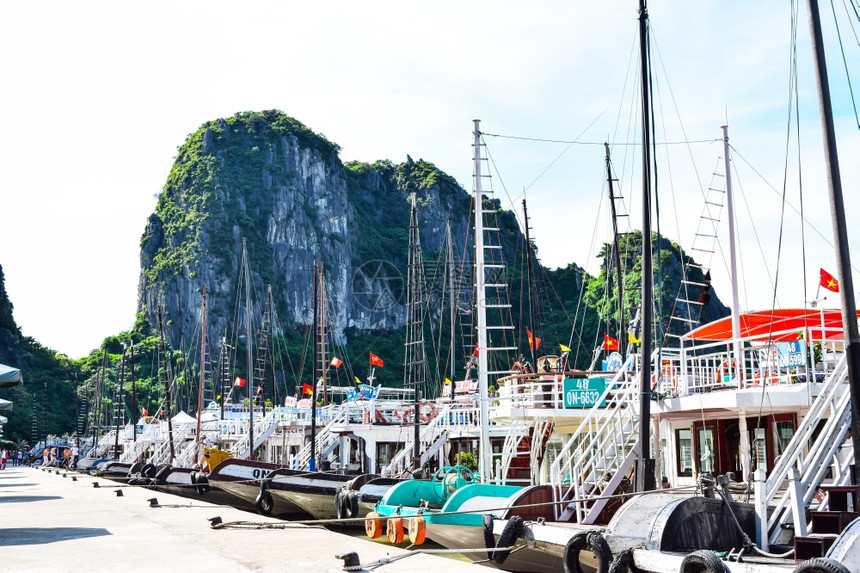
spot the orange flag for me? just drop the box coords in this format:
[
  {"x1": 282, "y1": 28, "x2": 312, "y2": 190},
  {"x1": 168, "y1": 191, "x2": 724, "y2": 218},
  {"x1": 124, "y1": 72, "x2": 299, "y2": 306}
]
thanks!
[
  {"x1": 330, "y1": 356, "x2": 343, "y2": 368},
  {"x1": 369, "y1": 352, "x2": 384, "y2": 367},
  {"x1": 302, "y1": 383, "x2": 314, "y2": 395}
]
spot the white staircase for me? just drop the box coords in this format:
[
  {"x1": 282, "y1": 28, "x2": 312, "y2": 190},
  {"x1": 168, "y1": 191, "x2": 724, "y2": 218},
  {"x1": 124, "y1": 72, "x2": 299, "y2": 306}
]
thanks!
[
  {"x1": 292, "y1": 409, "x2": 346, "y2": 470},
  {"x1": 230, "y1": 407, "x2": 283, "y2": 460},
  {"x1": 385, "y1": 404, "x2": 452, "y2": 476},
  {"x1": 760, "y1": 353, "x2": 852, "y2": 546},
  {"x1": 550, "y1": 353, "x2": 641, "y2": 524}
]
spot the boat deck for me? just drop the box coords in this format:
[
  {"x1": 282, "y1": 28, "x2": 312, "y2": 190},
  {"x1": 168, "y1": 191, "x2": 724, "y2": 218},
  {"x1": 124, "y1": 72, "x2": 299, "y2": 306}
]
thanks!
[{"x1": 0, "y1": 465, "x2": 480, "y2": 572}]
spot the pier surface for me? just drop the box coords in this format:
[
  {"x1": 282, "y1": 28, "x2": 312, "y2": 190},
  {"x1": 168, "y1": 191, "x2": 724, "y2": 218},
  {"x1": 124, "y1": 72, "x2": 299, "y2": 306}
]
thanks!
[{"x1": 0, "y1": 465, "x2": 481, "y2": 572}]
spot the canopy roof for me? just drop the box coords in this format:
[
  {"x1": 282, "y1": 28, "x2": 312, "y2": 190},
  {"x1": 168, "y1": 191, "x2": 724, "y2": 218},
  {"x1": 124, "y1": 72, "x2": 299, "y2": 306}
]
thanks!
[
  {"x1": 0, "y1": 364, "x2": 22, "y2": 388},
  {"x1": 0, "y1": 398, "x2": 12, "y2": 412},
  {"x1": 683, "y1": 308, "x2": 860, "y2": 342}
]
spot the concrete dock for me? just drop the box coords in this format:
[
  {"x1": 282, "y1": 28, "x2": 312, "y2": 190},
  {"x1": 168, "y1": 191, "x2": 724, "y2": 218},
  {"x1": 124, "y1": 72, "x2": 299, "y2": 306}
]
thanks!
[{"x1": 0, "y1": 465, "x2": 484, "y2": 572}]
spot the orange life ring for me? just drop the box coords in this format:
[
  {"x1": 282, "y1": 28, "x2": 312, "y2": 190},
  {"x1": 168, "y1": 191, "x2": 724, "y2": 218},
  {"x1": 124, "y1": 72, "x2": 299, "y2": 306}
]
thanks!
[
  {"x1": 375, "y1": 410, "x2": 389, "y2": 424},
  {"x1": 387, "y1": 516, "x2": 404, "y2": 543},
  {"x1": 365, "y1": 512, "x2": 383, "y2": 539},
  {"x1": 408, "y1": 515, "x2": 426, "y2": 545},
  {"x1": 652, "y1": 360, "x2": 676, "y2": 389},
  {"x1": 419, "y1": 403, "x2": 437, "y2": 422},
  {"x1": 398, "y1": 407, "x2": 414, "y2": 424},
  {"x1": 752, "y1": 371, "x2": 779, "y2": 386}
]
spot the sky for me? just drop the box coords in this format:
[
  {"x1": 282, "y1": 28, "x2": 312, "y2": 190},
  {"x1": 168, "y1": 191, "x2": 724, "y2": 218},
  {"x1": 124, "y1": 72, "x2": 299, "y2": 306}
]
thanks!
[{"x1": 1, "y1": 1, "x2": 859, "y2": 359}]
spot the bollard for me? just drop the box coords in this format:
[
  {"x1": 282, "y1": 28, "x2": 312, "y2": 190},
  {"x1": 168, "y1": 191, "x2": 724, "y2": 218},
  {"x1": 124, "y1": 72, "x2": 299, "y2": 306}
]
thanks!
[
  {"x1": 207, "y1": 516, "x2": 222, "y2": 526},
  {"x1": 72, "y1": 476, "x2": 77, "y2": 481},
  {"x1": 335, "y1": 552, "x2": 369, "y2": 573},
  {"x1": 115, "y1": 490, "x2": 124, "y2": 497},
  {"x1": 92, "y1": 482, "x2": 100, "y2": 488},
  {"x1": 147, "y1": 498, "x2": 159, "y2": 507}
]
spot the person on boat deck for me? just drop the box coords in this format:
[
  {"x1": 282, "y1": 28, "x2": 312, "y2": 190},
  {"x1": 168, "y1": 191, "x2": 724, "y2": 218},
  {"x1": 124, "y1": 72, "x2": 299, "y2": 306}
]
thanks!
[{"x1": 558, "y1": 351, "x2": 569, "y2": 372}]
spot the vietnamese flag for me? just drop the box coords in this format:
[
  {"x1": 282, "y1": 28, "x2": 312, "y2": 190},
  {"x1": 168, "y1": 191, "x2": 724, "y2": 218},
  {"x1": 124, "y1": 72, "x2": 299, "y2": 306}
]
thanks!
[
  {"x1": 233, "y1": 377, "x2": 247, "y2": 388},
  {"x1": 526, "y1": 327, "x2": 541, "y2": 351},
  {"x1": 330, "y1": 356, "x2": 343, "y2": 368},
  {"x1": 820, "y1": 268, "x2": 839, "y2": 292},
  {"x1": 603, "y1": 334, "x2": 619, "y2": 351},
  {"x1": 302, "y1": 383, "x2": 314, "y2": 395},
  {"x1": 369, "y1": 352, "x2": 384, "y2": 367}
]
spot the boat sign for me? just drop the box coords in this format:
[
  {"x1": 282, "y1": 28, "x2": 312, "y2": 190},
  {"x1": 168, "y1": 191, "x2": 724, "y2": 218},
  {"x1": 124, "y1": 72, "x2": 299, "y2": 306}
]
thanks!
[
  {"x1": 777, "y1": 340, "x2": 806, "y2": 368},
  {"x1": 564, "y1": 377, "x2": 607, "y2": 408}
]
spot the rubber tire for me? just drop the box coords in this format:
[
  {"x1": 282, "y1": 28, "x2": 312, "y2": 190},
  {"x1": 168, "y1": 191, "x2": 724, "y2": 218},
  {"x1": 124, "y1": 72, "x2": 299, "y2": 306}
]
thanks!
[
  {"x1": 334, "y1": 490, "x2": 345, "y2": 519},
  {"x1": 140, "y1": 463, "x2": 156, "y2": 478},
  {"x1": 609, "y1": 550, "x2": 635, "y2": 573},
  {"x1": 191, "y1": 471, "x2": 210, "y2": 495},
  {"x1": 481, "y1": 514, "x2": 496, "y2": 560},
  {"x1": 679, "y1": 550, "x2": 728, "y2": 573},
  {"x1": 792, "y1": 558, "x2": 852, "y2": 573},
  {"x1": 344, "y1": 491, "x2": 359, "y2": 519},
  {"x1": 564, "y1": 532, "x2": 611, "y2": 573},
  {"x1": 255, "y1": 489, "x2": 274, "y2": 516},
  {"x1": 154, "y1": 464, "x2": 172, "y2": 480},
  {"x1": 492, "y1": 515, "x2": 524, "y2": 564}
]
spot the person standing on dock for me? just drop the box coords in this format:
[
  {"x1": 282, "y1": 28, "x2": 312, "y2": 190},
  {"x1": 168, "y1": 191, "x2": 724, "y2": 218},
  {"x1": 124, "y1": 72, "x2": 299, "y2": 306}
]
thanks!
[
  {"x1": 71, "y1": 444, "x2": 79, "y2": 468},
  {"x1": 1, "y1": 449, "x2": 7, "y2": 469}
]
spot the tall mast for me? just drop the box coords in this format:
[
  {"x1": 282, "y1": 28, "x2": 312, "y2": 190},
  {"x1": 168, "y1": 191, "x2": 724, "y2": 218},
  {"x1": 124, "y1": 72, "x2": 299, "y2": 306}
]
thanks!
[
  {"x1": 158, "y1": 304, "x2": 175, "y2": 463},
  {"x1": 114, "y1": 344, "x2": 127, "y2": 458},
  {"x1": 195, "y1": 286, "x2": 207, "y2": 465},
  {"x1": 130, "y1": 342, "x2": 136, "y2": 442},
  {"x1": 320, "y1": 264, "x2": 327, "y2": 407},
  {"x1": 473, "y1": 119, "x2": 492, "y2": 483},
  {"x1": 447, "y1": 217, "x2": 457, "y2": 401},
  {"x1": 523, "y1": 198, "x2": 539, "y2": 367},
  {"x1": 605, "y1": 143, "x2": 626, "y2": 350},
  {"x1": 721, "y1": 127, "x2": 744, "y2": 382},
  {"x1": 310, "y1": 259, "x2": 319, "y2": 472},
  {"x1": 807, "y1": 0, "x2": 860, "y2": 483},
  {"x1": 243, "y1": 239, "x2": 254, "y2": 460},
  {"x1": 637, "y1": 0, "x2": 656, "y2": 493},
  {"x1": 405, "y1": 193, "x2": 427, "y2": 470}
]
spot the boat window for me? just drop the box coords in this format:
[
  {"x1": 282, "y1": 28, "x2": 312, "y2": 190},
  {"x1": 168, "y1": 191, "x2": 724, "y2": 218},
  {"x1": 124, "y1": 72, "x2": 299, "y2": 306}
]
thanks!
[
  {"x1": 774, "y1": 421, "x2": 794, "y2": 458},
  {"x1": 677, "y1": 429, "x2": 693, "y2": 477},
  {"x1": 754, "y1": 428, "x2": 767, "y2": 472}
]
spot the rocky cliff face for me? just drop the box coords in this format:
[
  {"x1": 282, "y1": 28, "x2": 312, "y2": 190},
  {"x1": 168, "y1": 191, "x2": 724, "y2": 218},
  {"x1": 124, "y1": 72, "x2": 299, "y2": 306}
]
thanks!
[{"x1": 137, "y1": 111, "x2": 489, "y2": 352}]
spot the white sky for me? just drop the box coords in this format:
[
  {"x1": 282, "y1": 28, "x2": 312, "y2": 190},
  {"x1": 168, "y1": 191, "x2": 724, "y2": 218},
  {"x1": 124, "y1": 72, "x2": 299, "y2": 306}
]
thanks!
[{"x1": 1, "y1": 1, "x2": 858, "y2": 359}]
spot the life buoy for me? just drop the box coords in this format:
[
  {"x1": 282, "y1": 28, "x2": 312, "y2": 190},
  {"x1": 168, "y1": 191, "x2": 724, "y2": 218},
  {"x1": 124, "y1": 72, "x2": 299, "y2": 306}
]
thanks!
[
  {"x1": 386, "y1": 516, "x2": 404, "y2": 544},
  {"x1": 399, "y1": 407, "x2": 414, "y2": 424},
  {"x1": 407, "y1": 515, "x2": 426, "y2": 545},
  {"x1": 716, "y1": 360, "x2": 744, "y2": 385},
  {"x1": 752, "y1": 370, "x2": 779, "y2": 386},
  {"x1": 419, "y1": 403, "x2": 437, "y2": 422},
  {"x1": 375, "y1": 410, "x2": 389, "y2": 424},
  {"x1": 563, "y1": 532, "x2": 612, "y2": 573},
  {"x1": 492, "y1": 515, "x2": 524, "y2": 564},
  {"x1": 678, "y1": 550, "x2": 728, "y2": 573},
  {"x1": 790, "y1": 557, "x2": 851, "y2": 573},
  {"x1": 365, "y1": 512, "x2": 384, "y2": 539},
  {"x1": 652, "y1": 360, "x2": 677, "y2": 389}
]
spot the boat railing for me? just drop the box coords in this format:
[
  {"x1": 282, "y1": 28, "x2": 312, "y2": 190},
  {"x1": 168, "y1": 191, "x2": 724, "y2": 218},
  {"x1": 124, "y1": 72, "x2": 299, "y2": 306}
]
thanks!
[
  {"x1": 758, "y1": 352, "x2": 852, "y2": 548},
  {"x1": 85, "y1": 429, "x2": 118, "y2": 458},
  {"x1": 384, "y1": 402, "x2": 453, "y2": 476},
  {"x1": 148, "y1": 423, "x2": 195, "y2": 465},
  {"x1": 229, "y1": 407, "x2": 284, "y2": 460},
  {"x1": 549, "y1": 352, "x2": 643, "y2": 524},
  {"x1": 291, "y1": 408, "x2": 347, "y2": 470}
]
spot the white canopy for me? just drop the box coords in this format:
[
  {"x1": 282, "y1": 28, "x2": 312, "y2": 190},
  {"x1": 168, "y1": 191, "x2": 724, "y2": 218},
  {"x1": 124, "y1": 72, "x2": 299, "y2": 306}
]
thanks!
[
  {"x1": 171, "y1": 411, "x2": 197, "y2": 425},
  {"x1": 0, "y1": 398, "x2": 12, "y2": 412},
  {"x1": 0, "y1": 363, "x2": 22, "y2": 388}
]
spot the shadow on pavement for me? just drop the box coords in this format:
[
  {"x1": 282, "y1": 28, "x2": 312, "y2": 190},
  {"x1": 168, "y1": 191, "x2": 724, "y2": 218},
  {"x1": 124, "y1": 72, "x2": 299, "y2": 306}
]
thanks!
[{"x1": 0, "y1": 527, "x2": 111, "y2": 546}]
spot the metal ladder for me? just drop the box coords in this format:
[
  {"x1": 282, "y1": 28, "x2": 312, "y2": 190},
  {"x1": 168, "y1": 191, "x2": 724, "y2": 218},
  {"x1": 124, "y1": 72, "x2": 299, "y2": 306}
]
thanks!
[{"x1": 292, "y1": 408, "x2": 346, "y2": 470}]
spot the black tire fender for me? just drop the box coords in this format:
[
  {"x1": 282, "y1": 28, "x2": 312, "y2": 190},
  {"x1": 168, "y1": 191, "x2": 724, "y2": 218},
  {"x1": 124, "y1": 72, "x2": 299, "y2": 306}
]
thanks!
[
  {"x1": 679, "y1": 550, "x2": 728, "y2": 573},
  {"x1": 190, "y1": 471, "x2": 210, "y2": 495},
  {"x1": 609, "y1": 550, "x2": 638, "y2": 573},
  {"x1": 481, "y1": 514, "x2": 495, "y2": 560},
  {"x1": 492, "y1": 515, "x2": 524, "y2": 564},
  {"x1": 344, "y1": 490, "x2": 359, "y2": 518},
  {"x1": 154, "y1": 464, "x2": 172, "y2": 480},
  {"x1": 141, "y1": 463, "x2": 156, "y2": 478},
  {"x1": 334, "y1": 489, "x2": 345, "y2": 519},
  {"x1": 564, "y1": 532, "x2": 612, "y2": 573},
  {"x1": 791, "y1": 558, "x2": 852, "y2": 573},
  {"x1": 255, "y1": 488, "x2": 274, "y2": 516}
]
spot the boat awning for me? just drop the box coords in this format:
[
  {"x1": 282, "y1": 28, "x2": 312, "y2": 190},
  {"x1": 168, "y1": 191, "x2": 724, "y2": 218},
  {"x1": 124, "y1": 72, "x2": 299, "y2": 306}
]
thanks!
[
  {"x1": 682, "y1": 308, "x2": 860, "y2": 342},
  {"x1": 0, "y1": 398, "x2": 12, "y2": 412},
  {"x1": 0, "y1": 363, "x2": 22, "y2": 388}
]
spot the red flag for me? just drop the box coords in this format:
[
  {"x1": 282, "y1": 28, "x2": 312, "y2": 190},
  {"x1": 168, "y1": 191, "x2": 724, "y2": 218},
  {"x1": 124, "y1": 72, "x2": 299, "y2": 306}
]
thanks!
[
  {"x1": 302, "y1": 383, "x2": 314, "y2": 395},
  {"x1": 141, "y1": 408, "x2": 148, "y2": 417},
  {"x1": 526, "y1": 327, "x2": 541, "y2": 351},
  {"x1": 820, "y1": 268, "x2": 839, "y2": 292},
  {"x1": 233, "y1": 377, "x2": 247, "y2": 388},
  {"x1": 330, "y1": 356, "x2": 343, "y2": 368},
  {"x1": 369, "y1": 352, "x2": 384, "y2": 367},
  {"x1": 473, "y1": 344, "x2": 479, "y2": 357},
  {"x1": 603, "y1": 334, "x2": 619, "y2": 351}
]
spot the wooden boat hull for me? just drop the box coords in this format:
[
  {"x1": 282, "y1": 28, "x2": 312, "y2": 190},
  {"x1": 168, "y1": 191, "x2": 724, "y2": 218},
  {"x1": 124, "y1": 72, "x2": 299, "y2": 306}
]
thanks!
[{"x1": 208, "y1": 459, "x2": 309, "y2": 518}]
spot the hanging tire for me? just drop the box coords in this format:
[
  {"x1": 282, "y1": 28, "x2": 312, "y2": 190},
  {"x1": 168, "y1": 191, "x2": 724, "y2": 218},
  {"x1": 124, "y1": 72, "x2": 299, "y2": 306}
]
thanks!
[
  {"x1": 609, "y1": 550, "x2": 636, "y2": 573},
  {"x1": 365, "y1": 512, "x2": 383, "y2": 539},
  {"x1": 492, "y1": 515, "x2": 524, "y2": 565},
  {"x1": 154, "y1": 464, "x2": 172, "y2": 480},
  {"x1": 344, "y1": 491, "x2": 359, "y2": 519},
  {"x1": 190, "y1": 471, "x2": 210, "y2": 495},
  {"x1": 679, "y1": 550, "x2": 728, "y2": 573},
  {"x1": 334, "y1": 490, "x2": 345, "y2": 519},
  {"x1": 564, "y1": 532, "x2": 612, "y2": 573},
  {"x1": 141, "y1": 463, "x2": 156, "y2": 478},
  {"x1": 792, "y1": 558, "x2": 851, "y2": 573},
  {"x1": 255, "y1": 489, "x2": 274, "y2": 515},
  {"x1": 482, "y1": 514, "x2": 496, "y2": 560}
]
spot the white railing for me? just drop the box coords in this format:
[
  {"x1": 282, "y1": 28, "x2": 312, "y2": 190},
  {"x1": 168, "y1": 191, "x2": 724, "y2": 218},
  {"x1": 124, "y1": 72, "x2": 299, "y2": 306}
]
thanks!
[
  {"x1": 149, "y1": 423, "x2": 194, "y2": 465},
  {"x1": 494, "y1": 420, "x2": 535, "y2": 485},
  {"x1": 549, "y1": 353, "x2": 642, "y2": 524},
  {"x1": 758, "y1": 353, "x2": 852, "y2": 546},
  {"x1": 384, "y1": 403, "x2": 451, "y2": 476},
  {"x1": 291, "y1": 409, "x2": 346, "y2": 470},
  {"x1": 230, "y1": 407, "x2": 283, "y2": 460},
  {"x1": 86, "y1": 430, "x2": 117, "y2": 458}
]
